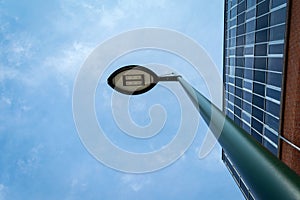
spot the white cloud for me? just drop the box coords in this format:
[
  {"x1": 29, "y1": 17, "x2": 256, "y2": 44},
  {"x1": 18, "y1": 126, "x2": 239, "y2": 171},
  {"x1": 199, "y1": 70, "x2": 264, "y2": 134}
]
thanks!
[
  {"x1": 0, "y1": 184, "x2": 7, "y2": 200},
  {"x1": 17, "y1": 144, "x2": 44, "y2": 175},
  {"x1": 121, "y1": 174, "x2": 151, "y2": 192}
]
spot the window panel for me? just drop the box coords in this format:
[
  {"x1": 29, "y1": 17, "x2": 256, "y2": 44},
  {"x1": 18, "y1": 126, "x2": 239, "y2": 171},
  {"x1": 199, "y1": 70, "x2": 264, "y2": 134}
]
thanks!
[
  {"x1": 251, "y1": 129, "x2": 263, "y2": 143},
  {"x1": 266, "y1": 87, "x2": 281, "y2": 101},
  {"x1": 243, "y1": 90, "x2": 253, "y2": 102},
  {"x1": 237, "y1": 1, "x2": 246, "y2": 13},
  {"x1": 253, "y1": 82, "x2": 265, "y2": 96},
  {"x1": 252, "y1": 94, "x2": 265, "y2": 108},
  {"x1": 246, "y1": 32, "x2": 255, "y2": 44},
  {"x1": 236, "y1": 47, "x2": 244, "y2": 56},
  {"x1": 256, "y1": 14, "x2": 269, "y2": 30},
  {"x1": 244, "y1": 68, "x2": 253, "y2": 79},
  {"x1": 237, "y1": 35, "x2": 245, "y2": 46},
  {"x1": 245, "y1": 57, "x2": 254, "y2": 68},
  {"x1": 247, "y1": 0, "x2": 256, "y2": 9},
  {"x1": 264, "y1": 127, "x2": 278, "y2": 144},
  {"x1": 267, "y1": 72, "x2": 282, "y2": 87},
  {"x1": 246, "y1": 8, "x2": 256, "y2": 19},
  {"x1": 246, "y1": 19, "x2": 256, "y2": 32},
  {"x1": 252, "y1": 106, "x2": 264, "y2": 122},
  {"x1": 237, "y1": 24, "x2": 245, "y2": 36},
  {"x1": 263, "y1": 139, "x2": 277, "y2": 156},
  {"x1": 243, "y1": 100, "x2": 252, "y2": 113},
  {"x1": 257, "y1": 0, "x2": 270, "y2": 16},
  {"x1": 256, "y1": 29, "x2": 268, "y2": 43},
  {"x1": 255, "y1": 43, "x2": 268, "y2": 56},
  {"x1": 268, "y1": 57, "x2": 283, "y2": 72},
  {"x1": 266, "y1": 100, "x2": 280, "y2": 117},
  {"x1": 235, "y1": 68, "x2": 244, "y2": 77},
  {"x1": 237, "y1": 13, "x2": 245, "y2": 25},
  {"x1": 271, "y1": 0, "x2": 286, "y2": 9},
  {"x1": 270, "y1": 7, "x2": 286, "y2": 26},
  {"x1": 254, "y1": 70, "x2": 266, "y2": 82},
  {"x1": 244, "y1": 46, "x2": 254, "y2": 55},
  {"x1": 270, "y1": 25, "x2": 285, "y2": 41},
  {"x1": 243, "y1": 80, "x2": 252, "y2": 90},
  {"x1": 254, "y1": 58, "x2": 267, "y2": 69},
  {"x1": 268, "y1": 43, "x2": 284, "y2": 54}
]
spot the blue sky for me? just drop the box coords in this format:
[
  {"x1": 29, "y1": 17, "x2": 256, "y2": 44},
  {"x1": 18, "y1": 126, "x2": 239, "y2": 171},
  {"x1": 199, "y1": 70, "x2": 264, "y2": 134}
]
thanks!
[{"x1": 0, "y1": 0, "x2": 244, "y2": 199}]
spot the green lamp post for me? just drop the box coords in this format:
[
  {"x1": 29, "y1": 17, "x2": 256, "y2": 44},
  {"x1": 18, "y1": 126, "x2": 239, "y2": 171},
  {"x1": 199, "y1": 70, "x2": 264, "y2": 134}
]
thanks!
[{"x1": 108, "y1": 65, "x2": 300, "y2": 200}]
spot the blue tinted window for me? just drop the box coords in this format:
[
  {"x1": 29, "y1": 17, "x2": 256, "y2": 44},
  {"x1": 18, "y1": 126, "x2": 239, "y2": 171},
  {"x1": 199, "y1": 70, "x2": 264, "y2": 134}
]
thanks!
[
  {"x1": 255, "y1": 44, "x2": 267, "y2": 56},
  {"x1": 246, "y1": 20, "x2": 256, "y2": 32},
  {"x1": 266, "y1": 88, "x2": 281, "y2": 101},
  {"x1": 242, "y1": 122, "x2": 251, "y2": 134},
  {"x1": 244, "y1": 80, "x2": 252, "y2": 90},
  {"x1": 246, "y1": 32, "x2": 255, "y2": 44},
  {"x1": 243, "y1": 90, "x2": 252, "y2": 102},
  {"x1": 244, "y1": 68, "x2": 253, "y2": 79},
  {"x1": 227, "y1": 110, "x2": 234, "y2": 120},
  {"x1": 254, "y1": 70, "x2": 266, "y2": 82},
  {"x1": 236, "y1": 78, "x2": 243, "y2": 88},
  {"x1": 237, "y1": 24, "x2": 245, "y2": 36},
  {"x1": 245, "y1": 57, "x2": 254, "y2": 68},
  {"x1": 234, "y1": 116, "x2": 242, "y2": 126},
  {"x1": 237, "y1": 35, "x2": 245, "y2": 46},
  {"x1": 230, "y1": 28, "x2": 237, "y2": 38},
  {"x1": 270, "y1": 25, "x2": 285, "y2": 41},
  {"x1": 252, "y1": 106, "x2": 264, "y2": 121},
  {"x1": 247, "y1": 0, "x2": 256, "y2": 9},
  {"x1": 251, "y1": 129, "x2": 262, "y2": 143},
  {"x1": 236, "y1": 58, "x2": 245, "y2": 67},
  {"x1": 235, "y1": 106, "x2": 241, "y2": 116},
  {"x1": 238, "y1": 13, "x2": 245, "y2": 24},
  {"x1": 242, "y1": 111, "x2": 251, "y2": 123},
  {"x1": 270, "y1": 7, "x2": 286, "y2": 26},
  {"x1": 271, "y1": 0, "x2": 286, "y2": 8},
  {"x1": 244, "y1": 46, "x2": 254, "y2": 55},
  {"x1": 264, "y1": 127, "x2": 278, "y2": 144},
  {"x1": 236, "y1": 47, "x2": 244, "y2": 56},
  {"x1": 246, "y1": 8, "x2": 256, "y2": 19},
  {"x1": 256, "y1": 15, "x2": 269, "y2": 30},
  {"x1": 253, "y1": 82, "x2": 265, "y2": 96},
  {"x1": 231, "y1": 6, "x2": 237, "y2": 18},
  {"x1": 238, "y1": 1, "x2": 246, "y2": 13},
  {"x1": 235, "y1": 97, "x2": 242, "y2": 107},
  {"x1": 254, "y1": 58, "x2": 267, "y2": 69},
  {"x1": 265, "y1": 113, "x2": 279, "y2": 132},
  {"x1": 257, "y1": 0, "x2": 270, "y2": 16},
  {"x1": 229, "y1": 85, "x2": 235, "y2": 93},
  {"x1": 268, "y1": 57, "x2": 283, "y2": 72},
  {"x1": 253, "y1": 95, "x2": 265, "y2": 108},
  {"x1": 266, "y1": 100, "x2": 280, "y2": 117},
  {"x1": 235, "y1": 68, "x2": 244, "y2": 77},
  {"x1": 267, "y1": 72, "x2": 282, "y2": 87},
  {"x1": 256, "y1": 29, "x2": 268, "y2": 43},
  {"x1": 235, "y1": 87, "x2": 243, "y2": 98},
  {"x1": 229, "y1": 93, "x2": 235, "y2": 102},
  {"x1": 243, "y1": 100, "x2": 252, "y2": 113},
  {"x1": 240, "y1": 180, "x2": 249, "y2": 198},
  {"x1": 268, "y1": 43, "x2": 284, "y2": 54},
  {"x1": 263, "y1": 139, "x2": 277, "y2": 155}
]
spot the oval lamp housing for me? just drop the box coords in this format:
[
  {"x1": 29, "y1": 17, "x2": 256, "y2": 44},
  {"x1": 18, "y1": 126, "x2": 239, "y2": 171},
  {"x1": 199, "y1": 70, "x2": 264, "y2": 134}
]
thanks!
[{"x1": 107, "y1": 65, "x2": 158, "y2": 95}]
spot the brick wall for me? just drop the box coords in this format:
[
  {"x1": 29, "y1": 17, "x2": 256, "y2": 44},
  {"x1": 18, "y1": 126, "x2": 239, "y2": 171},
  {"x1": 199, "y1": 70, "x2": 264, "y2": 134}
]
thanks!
[{"x1": 280, "y1": 0, "x2": 300, "y2": 175}]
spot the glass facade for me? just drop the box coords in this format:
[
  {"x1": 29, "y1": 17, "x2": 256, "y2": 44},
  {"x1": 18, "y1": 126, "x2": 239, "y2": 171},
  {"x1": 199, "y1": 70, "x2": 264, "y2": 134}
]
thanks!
[{"x1": 223, "y1": 0, "x2": 288, "y2": 199}]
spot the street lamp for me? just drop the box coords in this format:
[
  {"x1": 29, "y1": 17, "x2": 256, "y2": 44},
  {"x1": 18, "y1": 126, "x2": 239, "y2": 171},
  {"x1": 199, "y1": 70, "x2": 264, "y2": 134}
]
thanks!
[{"x1": 108, "y1": 65, "x2": 300, "y2": 200}]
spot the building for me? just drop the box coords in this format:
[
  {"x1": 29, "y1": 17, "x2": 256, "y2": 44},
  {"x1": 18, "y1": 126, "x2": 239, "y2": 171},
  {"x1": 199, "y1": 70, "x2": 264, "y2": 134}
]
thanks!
[{"x1": 222, "y1": 0, "x2": 300, "y2": 199}]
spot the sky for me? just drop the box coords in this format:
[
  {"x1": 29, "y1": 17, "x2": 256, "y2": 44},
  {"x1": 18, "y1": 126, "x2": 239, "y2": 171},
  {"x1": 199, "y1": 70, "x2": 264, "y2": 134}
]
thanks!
[{"x1": 0, "y1": 0, "x2": 244, "y2": 200}]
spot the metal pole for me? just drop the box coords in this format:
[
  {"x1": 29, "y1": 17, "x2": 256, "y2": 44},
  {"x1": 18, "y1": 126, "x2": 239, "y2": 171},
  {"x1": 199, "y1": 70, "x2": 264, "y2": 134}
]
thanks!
[{"x1": 177, "y1": 77, "x2": 300, "y2": 200}]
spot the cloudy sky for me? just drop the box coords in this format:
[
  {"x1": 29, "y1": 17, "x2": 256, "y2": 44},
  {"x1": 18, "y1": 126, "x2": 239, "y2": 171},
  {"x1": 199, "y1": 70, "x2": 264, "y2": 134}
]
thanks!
[{"x1": 0, "y1": 0, "x2": 244, "y2": 199}]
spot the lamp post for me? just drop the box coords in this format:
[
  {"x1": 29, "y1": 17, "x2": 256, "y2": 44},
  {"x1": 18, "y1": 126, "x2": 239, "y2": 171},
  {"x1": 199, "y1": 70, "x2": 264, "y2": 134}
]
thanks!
[{"x1": 108, "y1": 65, "x2": 300, "y2": 200}]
